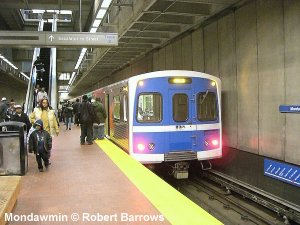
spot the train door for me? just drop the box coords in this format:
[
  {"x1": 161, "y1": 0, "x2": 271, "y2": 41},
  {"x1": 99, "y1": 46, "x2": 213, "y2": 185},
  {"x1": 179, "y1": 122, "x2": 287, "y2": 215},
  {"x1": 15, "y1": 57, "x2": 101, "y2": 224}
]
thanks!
[{"x1": 168, "y1": 89, "x2": 197, "y2": 152}]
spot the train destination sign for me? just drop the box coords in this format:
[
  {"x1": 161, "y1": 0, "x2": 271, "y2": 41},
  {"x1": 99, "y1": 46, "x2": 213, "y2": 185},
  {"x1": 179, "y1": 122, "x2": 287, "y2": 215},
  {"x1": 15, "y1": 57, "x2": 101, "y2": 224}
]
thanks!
[
  {"x1": 264, "y1": 159, "x2": 300, "y2": 187},
  {"x1": 0, "y1": 31, "x2": 118, "y2": 47},
  {"x1": 279, "y1": 105, "x2": 300, "y2": 113}
]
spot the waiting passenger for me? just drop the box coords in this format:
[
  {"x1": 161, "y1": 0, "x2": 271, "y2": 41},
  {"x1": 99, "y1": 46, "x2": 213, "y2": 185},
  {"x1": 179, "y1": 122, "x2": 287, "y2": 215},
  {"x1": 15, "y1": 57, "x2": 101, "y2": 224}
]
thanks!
[
  {"x1": 92, "y1": 97, "x2": 107, "y2": 140},
  {"x1": 29, "y1": 119, "x2": 52, "y2": 172},
  {"x1": 11, "y1": 105, "x2": 31, "y2": 133},
  {"x1": 6, "y1": 99, "x2": 15, "y2": 120},
  {"x1": 63, "y1": 101, "x2": 73, "y2": 130},
  {"x1": 0, "y1": 97, "x2": 8, "y2": 122},
  {"x1": 79, "y1": 95, "x2": 96, "y2": 145}
]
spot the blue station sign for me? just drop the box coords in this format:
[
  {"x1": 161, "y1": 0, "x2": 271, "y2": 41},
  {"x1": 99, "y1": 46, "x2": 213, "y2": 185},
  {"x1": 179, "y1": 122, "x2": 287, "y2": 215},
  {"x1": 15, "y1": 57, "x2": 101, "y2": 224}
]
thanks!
[
  {"x1": 279, "y1": 105, "x2": 300, "y2": 113},
  {"x1": 264, "y1": 159, "x2": 300, "y2": 187}
]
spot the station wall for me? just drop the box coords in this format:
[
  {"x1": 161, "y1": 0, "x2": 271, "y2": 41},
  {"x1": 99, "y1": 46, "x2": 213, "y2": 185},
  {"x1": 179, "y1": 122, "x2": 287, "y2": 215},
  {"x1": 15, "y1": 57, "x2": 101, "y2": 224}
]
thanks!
[{"x1": 109, "y1": 0, "x2": 300, "y2": 165}]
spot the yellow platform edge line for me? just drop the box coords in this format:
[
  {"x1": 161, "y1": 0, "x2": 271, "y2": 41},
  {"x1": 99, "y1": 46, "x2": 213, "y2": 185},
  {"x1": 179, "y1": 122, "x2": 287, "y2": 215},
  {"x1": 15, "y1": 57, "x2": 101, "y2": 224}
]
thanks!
[{"x1": 96, "y1": 139, "x2": 223, "y2": 225}]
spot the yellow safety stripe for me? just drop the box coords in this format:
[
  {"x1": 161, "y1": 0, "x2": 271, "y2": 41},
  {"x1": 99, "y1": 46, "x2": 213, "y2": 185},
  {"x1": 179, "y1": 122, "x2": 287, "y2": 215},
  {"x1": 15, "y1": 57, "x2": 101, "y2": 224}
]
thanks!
[{"x1": 96, "y1": 139, "x2": 223, "y2": 225}]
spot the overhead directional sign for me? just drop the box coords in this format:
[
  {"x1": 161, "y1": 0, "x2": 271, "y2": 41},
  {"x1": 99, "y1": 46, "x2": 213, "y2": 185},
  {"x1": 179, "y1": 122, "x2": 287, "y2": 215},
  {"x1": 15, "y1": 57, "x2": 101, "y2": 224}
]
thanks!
[{"x1": 0, "y1": 31, "x2": 118, "y2": 47}]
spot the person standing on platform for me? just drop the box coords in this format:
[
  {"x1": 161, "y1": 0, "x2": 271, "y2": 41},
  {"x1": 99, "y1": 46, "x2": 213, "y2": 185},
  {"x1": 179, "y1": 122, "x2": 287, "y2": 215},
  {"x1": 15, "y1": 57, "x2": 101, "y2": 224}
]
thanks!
[
  {"x1": 63, "y1": 101, "x2": 73, "y2": 130},
  {"x1": 92, "y1": 97, "x2": 107, "y2": 140},
  {"x1": 29, "y1": 98, "x2": 59, "y2": 137},
  {"x1": 73, "y1": 98, "x2": 80, "y2": 126},
  {"x1": 29, "y1": 119, "x2": 52, "y2": 172},
  {"x1": 11, "y1": 105, "x2": 31, "y2": 133},
  {"x1": 0, "y1": 97, "x2": 8, "y2": 122},
  {"x1": 6, "y1": 99, "x2": 15, "y2": 121},
  {"x1": 79, "y1": 95, "x2": 96, "y2": 145}
]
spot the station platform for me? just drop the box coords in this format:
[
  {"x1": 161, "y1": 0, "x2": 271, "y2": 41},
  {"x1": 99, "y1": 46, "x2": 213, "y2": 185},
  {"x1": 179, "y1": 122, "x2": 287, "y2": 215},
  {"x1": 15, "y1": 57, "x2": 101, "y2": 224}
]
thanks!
[{"x1": 5, "y1": 124, "x2": 221, "y2": 225}]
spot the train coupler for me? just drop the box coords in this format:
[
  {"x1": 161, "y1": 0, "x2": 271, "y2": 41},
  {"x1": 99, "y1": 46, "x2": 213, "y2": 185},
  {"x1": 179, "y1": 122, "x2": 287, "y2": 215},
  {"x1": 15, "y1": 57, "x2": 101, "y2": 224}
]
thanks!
[
  {"x1": 200, "y1": 160, "x2": 212, "y2": 170},
  {"x1": 173, "y1": 161, "x2": 190, "y2": 179}
]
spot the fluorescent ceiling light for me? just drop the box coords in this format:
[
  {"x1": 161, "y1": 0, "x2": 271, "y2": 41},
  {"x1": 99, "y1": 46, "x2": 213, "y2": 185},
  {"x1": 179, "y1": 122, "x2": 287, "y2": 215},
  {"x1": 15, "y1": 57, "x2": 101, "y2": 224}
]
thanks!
[
  {"x1": 96, "y1": 9, "x2": 106, "y2": 19},
  {"x1": 59, "y1": 10, "x2": 72, "y2": 15},
  {"x1": 90, "y1": 27, "x2": 97, "y2": 33},
  {"x1": 92, "y1": 19, "x2": 101, "y2": 28},
  {"x1": 32, "y1": 9, "x2": 45, "y2": 14},
  {"x1": 20, "y1": 72, "x2": 29, "y2": 80},
  {"x1": 101, "y1": 0, "x2": 112, "y2": 8}
]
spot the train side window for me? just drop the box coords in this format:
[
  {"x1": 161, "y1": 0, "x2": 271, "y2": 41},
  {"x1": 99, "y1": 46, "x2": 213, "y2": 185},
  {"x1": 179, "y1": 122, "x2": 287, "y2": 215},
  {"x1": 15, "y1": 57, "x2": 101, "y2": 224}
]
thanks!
[
  {"x1": 113, "y1": 95, "x2": 121, "y2": 120},
  {"x1": 197, "y1": 91, "x2": 217, "y2": 121},
  {"x1": 137, "y1": 93, "x2": 162, "y2": 123},
  {"x1": 173, "y1": 93, "x2": 188, "y2": 122}
]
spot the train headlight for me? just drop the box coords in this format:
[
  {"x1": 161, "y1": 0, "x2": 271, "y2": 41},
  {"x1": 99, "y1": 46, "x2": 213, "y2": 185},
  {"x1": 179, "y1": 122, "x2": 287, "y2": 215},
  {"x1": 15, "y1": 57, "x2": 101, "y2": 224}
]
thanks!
[
  {"x1": 204, "y1": 139, "x2": 219, "y2": 147},
  {"x1": 212, "y1": 139, "x2": 219, "y2": 146},
  {"x1": 137, "y1": 143, "x2": 145, "y2": 152},
  {"x1": 211, "y1": 81, "x2": 216, "y2": 87}
]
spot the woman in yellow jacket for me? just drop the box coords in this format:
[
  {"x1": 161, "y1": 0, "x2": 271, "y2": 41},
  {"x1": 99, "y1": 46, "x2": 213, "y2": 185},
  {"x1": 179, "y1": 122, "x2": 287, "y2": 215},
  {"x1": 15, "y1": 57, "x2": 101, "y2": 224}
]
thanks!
[{"x1": 30, "y1": 98, "x2": 59, "y2": 136}]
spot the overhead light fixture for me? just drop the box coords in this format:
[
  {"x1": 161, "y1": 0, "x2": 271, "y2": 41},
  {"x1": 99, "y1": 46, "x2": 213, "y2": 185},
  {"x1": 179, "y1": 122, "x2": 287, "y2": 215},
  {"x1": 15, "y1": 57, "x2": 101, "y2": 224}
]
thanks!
[
  {"x1": 101, "y1": 0, "x2": 112, "y2": 8},
  {"x1": 90, "y1": 27, "x2": 97, "y2": 33},
  {"x1": 96, "y1": 9, "x2": 106, "y2": 19},
  {"x1": 20, "y1": 72, "x2": 29, "y2": 80},
  {"x1": 32, "y1": 9, "x2": 45, "y2": 14},
  {"x1": 92, "y1": 19, "x2": 102, "y2": 28}
]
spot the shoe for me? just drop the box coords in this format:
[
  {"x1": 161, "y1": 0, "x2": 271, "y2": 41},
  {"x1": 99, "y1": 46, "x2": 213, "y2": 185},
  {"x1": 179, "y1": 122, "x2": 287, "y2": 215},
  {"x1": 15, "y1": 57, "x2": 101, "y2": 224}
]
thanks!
[
  {"x1": 69, "y1": 128, "x2": 71, "y2": 130},
  {"x1": 87, "y1": 142, "x2": 93, "y2": 145},
  {"x1": 39, "y1": 168, "x2": 43, "y2": 172},
  {"x1": 80, "y1": 142, "x2": 85, "y2": 145}
]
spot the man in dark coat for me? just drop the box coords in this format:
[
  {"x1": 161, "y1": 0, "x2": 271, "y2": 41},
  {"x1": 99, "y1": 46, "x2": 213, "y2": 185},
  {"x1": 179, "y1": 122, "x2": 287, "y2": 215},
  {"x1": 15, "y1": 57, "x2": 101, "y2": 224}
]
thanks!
[
  {"x1": 73, "y1": 98, "x2": 80, "y2": 126},
  {"x1": 92, "y1": 97, "x2": 107, "y2": 140},
  {"x1": 11, "y1": 105, "x2": 31, "y2": 133},
  {"x1": 79, "y1": 95, "x2": 96, "y2": 145}
]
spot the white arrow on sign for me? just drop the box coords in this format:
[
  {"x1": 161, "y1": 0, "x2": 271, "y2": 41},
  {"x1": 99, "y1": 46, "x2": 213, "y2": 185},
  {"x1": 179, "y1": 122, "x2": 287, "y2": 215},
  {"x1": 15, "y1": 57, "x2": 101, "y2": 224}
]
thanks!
[{"x1": 49, "y1": 35, "x2": 54, "y2": 41}]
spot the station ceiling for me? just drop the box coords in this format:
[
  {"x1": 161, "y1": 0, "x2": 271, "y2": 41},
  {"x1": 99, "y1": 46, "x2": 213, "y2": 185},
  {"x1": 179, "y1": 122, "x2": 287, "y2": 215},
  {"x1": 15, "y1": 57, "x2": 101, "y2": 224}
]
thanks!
[{"x1": 0, "y1": 0, "x2": 247, "y2": 96}]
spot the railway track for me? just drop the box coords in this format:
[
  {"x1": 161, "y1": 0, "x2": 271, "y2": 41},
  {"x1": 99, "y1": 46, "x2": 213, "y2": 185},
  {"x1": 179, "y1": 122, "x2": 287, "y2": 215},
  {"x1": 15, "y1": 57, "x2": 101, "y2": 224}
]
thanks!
[{"x1": 160, "y1": 168, "x2": 300, "y2": 225}]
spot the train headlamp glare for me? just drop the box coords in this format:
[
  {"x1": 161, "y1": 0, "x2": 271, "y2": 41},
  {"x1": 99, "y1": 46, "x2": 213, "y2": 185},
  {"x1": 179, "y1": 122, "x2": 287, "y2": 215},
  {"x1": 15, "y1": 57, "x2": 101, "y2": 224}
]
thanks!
[
  {"x1": 137, "y1": 143, "x2": 145, "y2": 152},
  {"x1": 211, "y1": 81, "x2": 216, "y2": 87}
]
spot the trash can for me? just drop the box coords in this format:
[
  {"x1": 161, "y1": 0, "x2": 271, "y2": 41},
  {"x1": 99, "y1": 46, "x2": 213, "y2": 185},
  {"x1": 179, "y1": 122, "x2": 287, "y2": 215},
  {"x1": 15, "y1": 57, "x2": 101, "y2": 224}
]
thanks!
[{"x1": 0, "y1": 121, "x2": 28, "y2": 175}]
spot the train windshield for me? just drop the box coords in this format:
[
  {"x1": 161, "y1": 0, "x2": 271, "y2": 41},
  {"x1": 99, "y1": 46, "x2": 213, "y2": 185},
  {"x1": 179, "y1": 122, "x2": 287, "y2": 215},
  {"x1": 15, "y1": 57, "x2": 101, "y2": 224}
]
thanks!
[
  {"x1": 197, "y1": 91, "x2": 217, "y2": 121},
  {"x1": 137, "y1": 93, "x2": 162, "y2": 123}
]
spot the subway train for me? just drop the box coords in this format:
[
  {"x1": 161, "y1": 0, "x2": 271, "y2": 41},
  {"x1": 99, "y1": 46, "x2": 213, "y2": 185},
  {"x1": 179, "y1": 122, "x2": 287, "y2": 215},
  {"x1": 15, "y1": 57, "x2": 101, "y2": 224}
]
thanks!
[{"x1": 87, "y1": 70, "x2": 222, "y2": 178}]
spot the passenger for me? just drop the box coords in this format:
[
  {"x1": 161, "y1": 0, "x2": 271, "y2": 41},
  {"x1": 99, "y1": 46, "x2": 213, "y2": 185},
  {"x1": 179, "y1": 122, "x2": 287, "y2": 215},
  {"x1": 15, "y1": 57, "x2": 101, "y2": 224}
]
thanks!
[
  {"x1": 29, "y1": 98, "x2": 59, "y2": 137},
  {"x1": 73, "y1": 98, "x2": 80, "y2": 126},
  {"x1": 6, "y1": 99, "x2": 15, "y2": 120},
  {"x1": 33, "y1": 56, "x2": 45, "y2": 82},
  {"x1": 11, "y1": 105, "x2": 31, "y2": 133},
  {"x1": 92, "y1": 97, "x2": 107, "y2": 140},
  {"x1": 63, "y1": 101, "x2": 73, "y2": 130},
  {"x1": 33, "y1": 84, "x2": 41, "y2": 107},
  {"x1": 79, "y1": 95, "x2": 96, "y2": 145},
  {"x1": 28, "y1": 119, "x2": 52, "y2": 172},
  {"x1": 36, "y1": 87, "x2": 48, "y2": 104},
  {"x1": 0, "y1": 97, "x2": 8, "y2": 122}
]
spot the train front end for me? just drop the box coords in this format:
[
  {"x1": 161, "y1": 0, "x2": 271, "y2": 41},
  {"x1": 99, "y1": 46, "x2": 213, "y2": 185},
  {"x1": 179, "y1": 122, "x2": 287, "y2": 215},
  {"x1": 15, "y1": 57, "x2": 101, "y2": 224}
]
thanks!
[{"x1": 128, "y1": 70, "x2": 221, "y2": 178}]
